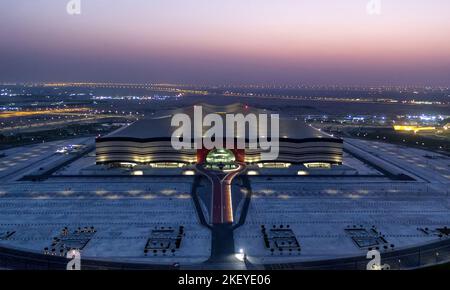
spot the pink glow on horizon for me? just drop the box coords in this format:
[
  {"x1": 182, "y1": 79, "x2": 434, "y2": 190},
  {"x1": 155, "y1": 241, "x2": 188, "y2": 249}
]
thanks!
[{"x1": 1, "y1": 0, "x2": 450, "y2": 84}]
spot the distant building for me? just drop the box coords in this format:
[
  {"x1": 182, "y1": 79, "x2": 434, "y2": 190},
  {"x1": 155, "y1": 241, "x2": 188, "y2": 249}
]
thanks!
[{"x1": 393, "y1": 125, "x2": 436, "y2": 134}]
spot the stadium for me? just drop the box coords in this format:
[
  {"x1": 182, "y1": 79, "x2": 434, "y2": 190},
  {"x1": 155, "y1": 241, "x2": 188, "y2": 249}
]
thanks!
[{"x1": 95, "y1": 103, "x2": 343, "y2": 168}]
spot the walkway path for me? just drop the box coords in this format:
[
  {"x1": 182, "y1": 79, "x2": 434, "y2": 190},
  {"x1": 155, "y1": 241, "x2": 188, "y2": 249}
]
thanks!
[
  {"x1": 194, "y1": 162, "x2": 248, "y2": 269},
  {"x1": 195, "y1": 163, "x2": 246, "y2": 225}
]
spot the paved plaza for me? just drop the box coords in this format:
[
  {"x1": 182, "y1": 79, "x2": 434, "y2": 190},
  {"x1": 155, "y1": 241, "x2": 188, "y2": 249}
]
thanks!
[{"x1": 0, "y1": 137, "x2": 449, "y2": 268}]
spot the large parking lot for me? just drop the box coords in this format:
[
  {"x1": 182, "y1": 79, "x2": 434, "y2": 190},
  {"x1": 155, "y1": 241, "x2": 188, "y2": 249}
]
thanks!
[{"x1": 0, "y1": 137, "x2": 450, "y2": 265}]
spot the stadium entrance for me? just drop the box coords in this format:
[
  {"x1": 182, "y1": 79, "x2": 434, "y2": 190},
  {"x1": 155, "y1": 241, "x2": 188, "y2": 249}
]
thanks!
[{"x1": 205, "y1": 148, "x2": 238, "y2": 171}]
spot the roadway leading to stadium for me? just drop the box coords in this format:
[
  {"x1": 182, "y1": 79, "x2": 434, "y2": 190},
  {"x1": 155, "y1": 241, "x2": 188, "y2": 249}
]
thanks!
[
  {"x1": 194, "y1": 162, "x2": 248, "y2": 269},
  {"x1": 195, "y1": 163, "x2": 246, "y2": 225}
]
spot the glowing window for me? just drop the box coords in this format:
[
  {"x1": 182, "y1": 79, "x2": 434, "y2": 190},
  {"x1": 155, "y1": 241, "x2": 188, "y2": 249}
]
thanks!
[{"x1": 304, "y1": 163, "x2": 331, "y2": 169}]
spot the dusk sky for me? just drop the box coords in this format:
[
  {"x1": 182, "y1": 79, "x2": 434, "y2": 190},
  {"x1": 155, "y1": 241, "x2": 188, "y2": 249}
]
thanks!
[{"x1": 1, "y1": 0, "x2": 450, "y2": 85}]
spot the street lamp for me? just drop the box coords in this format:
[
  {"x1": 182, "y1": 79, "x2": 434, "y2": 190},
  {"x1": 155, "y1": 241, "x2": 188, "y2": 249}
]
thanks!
[{"x1": 235, "y1": 248, "x2": 245, "y2": 262}]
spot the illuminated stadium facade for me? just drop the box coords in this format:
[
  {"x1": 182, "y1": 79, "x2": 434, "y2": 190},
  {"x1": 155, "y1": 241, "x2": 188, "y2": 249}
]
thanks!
[{"x1": 95, "y1": 104, "x2": 343, "y2": 167}]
